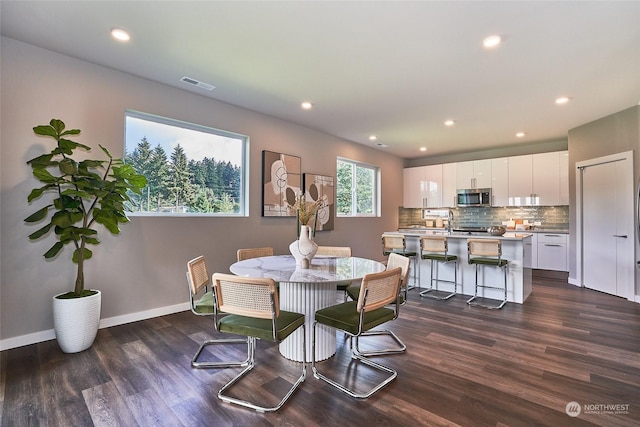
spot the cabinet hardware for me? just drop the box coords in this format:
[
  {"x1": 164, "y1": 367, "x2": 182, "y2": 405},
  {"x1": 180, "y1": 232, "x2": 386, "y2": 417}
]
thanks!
[
  {"x1": 613, "y1": 235, "x2": 628, "y2": 238},
  {"x1": 544, "y1": 244, "x2": 562, "y2": 247}
]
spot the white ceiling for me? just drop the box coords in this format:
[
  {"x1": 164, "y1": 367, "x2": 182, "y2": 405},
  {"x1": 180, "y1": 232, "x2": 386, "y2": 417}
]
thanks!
[{"x1": 2, "y1": 1, "x2": 639, "y2": 159}]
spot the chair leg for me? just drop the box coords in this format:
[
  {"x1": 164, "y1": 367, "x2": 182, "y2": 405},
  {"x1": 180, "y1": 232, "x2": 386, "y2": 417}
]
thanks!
[
  {"x1": 312, "y1": 321, "x2": 397, "y2": 399},
  {"x1": 466, "y1": 264, "x2": 507, "y2": 309},
  {"x1": 191, "y1": 336, "x2": 252, "y2": 369},
  {"x1": 420, "y1": 259, "x2": 457, "y2": 300},
  {"x1": 353, "y1": 329, "x2": 406, "y2": 356},
  {"x1": 218, "y1": 331, "x2": 307, "y2": 412}
]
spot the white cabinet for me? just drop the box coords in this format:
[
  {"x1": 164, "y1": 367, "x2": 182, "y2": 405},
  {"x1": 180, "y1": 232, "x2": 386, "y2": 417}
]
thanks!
[
  {"x1": 491, "y1": 157, "x2": 509, "y2": 206},
  {"x1": 509, "y1": 152, "x2": 569, "y2": 206},
  {"x1": 508, "y1": 154, "x2": 534, "y2": 206},
  {"x1": 456, "y1": 159, "x2": 491, "y2": 189},
  {"x1": 403, "y1": 165, "x2": 442, "y2": 208},
  {"x1": 537, "y1": 233, "x2": 568, "y2": 271},
  {"x1": 442, "y1": 163, "x2": 457, "y2": 207}
]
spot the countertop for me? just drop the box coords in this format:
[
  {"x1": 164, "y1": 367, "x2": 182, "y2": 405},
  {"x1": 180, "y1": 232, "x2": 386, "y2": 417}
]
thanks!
[
  {"x1": 392, "y1": 229, "x2": 533, "y2": 240},
  {"x1": 398, "y1": 227, "x2": 568, "y2": 234}
]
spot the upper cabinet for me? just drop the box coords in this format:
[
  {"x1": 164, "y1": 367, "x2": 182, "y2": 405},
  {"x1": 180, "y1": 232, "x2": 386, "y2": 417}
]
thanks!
[
  {"x1": 456, "y1": 159, "x2": 491, "y2": 189},
  {"x1": 403, "y1": 164, "x2": 443, "y2": 208},
  {"x1": 404, "y1": 150, "x2": 569, "y2": 209},
  {"x1": 508, "y1": 151, "x2": 568, "y2": 206}
]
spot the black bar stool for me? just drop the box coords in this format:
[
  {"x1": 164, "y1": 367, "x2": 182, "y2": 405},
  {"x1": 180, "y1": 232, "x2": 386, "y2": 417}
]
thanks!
[
  {"x1": 419, "y1": 236, "x2": 457, "y2": 300},
  {"x1": 381, "y1": 233, "x2": 418, "y2": 290},
  {"x1": 466, "y1": 239, "x2": 508, "y2": 309}
]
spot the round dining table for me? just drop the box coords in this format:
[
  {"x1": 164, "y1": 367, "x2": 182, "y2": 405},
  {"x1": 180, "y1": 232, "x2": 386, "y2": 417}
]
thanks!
[{"x1": 229, "y1": 255, "x2": 386, "y2": 362}]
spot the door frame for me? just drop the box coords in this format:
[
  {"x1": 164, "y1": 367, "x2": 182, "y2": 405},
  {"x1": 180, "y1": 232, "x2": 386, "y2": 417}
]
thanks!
[{"x1": 575, "y1": 150, "x2": 635, "y2": 300}]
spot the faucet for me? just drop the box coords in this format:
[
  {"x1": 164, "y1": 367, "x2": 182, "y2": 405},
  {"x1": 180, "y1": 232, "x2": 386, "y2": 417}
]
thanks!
[{"x1": 447, "y1": 208, "x2": 454, "y2": 234}]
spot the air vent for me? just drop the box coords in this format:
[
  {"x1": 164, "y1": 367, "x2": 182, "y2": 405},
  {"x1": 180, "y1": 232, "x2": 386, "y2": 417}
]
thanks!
[{"x1": 180, "y1": 76, "x2": 215, "y2": 91}]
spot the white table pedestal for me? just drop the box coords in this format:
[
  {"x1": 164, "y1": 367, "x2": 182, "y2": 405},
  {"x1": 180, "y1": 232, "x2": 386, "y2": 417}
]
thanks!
[{"x1": 279, "y1": 281, "x2": 337, "y2": 362}]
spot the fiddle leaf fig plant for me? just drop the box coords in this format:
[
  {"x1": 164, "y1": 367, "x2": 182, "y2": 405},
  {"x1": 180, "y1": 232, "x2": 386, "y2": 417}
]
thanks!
[{"x1": 25, "y1": 119, "x2": 147, "y2": 298}]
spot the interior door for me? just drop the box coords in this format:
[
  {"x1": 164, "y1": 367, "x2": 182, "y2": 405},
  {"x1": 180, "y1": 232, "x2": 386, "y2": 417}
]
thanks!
[
  {"x1": 581, "y1": 157, "x2": 634, "y2": 298},
  {"x1": 582, "y1": 161, "x2": 617, "y2": 294}
]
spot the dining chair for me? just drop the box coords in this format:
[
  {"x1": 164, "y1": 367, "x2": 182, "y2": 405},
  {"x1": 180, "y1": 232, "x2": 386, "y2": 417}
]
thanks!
[
  {"x1": 186, "y1": 256, "x2": 250, "y2": 369},
  {"x1": 236, "y1": 246, "x2": 274, "y2": 261},
  {"x1": 312, "y1": 267, "x2": 403, "y2": 399},
  {"x1": 211, "y1": 272, "x2": 306, "y2": 412},
  {"x1": 344, "y1": 252, "x2": 409, "y2": 356},
  {"x1": 316, "y1": 245, "x2": 352, "y2": 300}
]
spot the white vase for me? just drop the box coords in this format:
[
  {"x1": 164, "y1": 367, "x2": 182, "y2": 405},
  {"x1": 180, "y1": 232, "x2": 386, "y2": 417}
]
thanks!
[
  {"x1": 289, "y1": 225, "x2": 318, "y2": 268},
  {"x1": 53, "y1": 290, "x2": 101, "y2": 353}
]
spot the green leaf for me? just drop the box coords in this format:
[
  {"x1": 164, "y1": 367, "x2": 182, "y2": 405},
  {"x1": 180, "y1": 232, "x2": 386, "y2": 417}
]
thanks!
[
  {"x1": 33, "y1": 124, "x2": 57, "y2": 137},
  {"x1": 24, "y1": 206, "x2": 50, "y2": 222},
  {"x1": 60, "y1": 128, "x2": 81, "y2": 136},
  {"x1": 50, "y1": 119, "x2": 65, "y2": 134},
  {"x1": 28, "y1": 223, "x2": 53, "y2": 239},
  {"x1": 44, "y1": 242, "x2": 64, "y2": 259},
  {"x1": 72, "y1": 248, "x2": 92, "y2": 263},
  {"x1": 59, "y1": 158, "x2": 78, "y2": 175},
  {"x1": 83, "y1": 237, "x2": 100, "y2": 245},
  {"x1": 27, "y1": 154, "x2": 54, "y2": 168},
  {"x1": 27, "y1": 186, "x2": 55, "y2": 202},
  {"x1": 32, "y1": 168, "x2": 57, "y2": 183},
  {"x1": 99, "y1": 145, "x2": 113, "y2": 159}
]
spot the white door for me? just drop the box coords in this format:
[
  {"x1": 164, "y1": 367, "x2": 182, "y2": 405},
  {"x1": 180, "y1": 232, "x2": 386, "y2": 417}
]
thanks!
[{"x1": 580, "y1": 153, "x2": 634, "y2": 298}]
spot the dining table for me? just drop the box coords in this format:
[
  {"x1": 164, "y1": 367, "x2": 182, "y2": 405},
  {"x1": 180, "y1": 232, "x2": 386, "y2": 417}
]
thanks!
[{"x1": 229, "y1": 254, "x2": 386, "y2": 362}]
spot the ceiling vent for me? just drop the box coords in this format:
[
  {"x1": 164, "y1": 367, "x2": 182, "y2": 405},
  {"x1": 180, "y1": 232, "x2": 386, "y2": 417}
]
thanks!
[{"x1": 180, "y1": 76, "x2": 215, "y2": 91}]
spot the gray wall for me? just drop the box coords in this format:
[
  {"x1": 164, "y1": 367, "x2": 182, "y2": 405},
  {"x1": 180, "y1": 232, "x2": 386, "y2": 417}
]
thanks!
[
  {"x1": 567, "y1": 105, "x2": 640, "y2": 292},
  {"x1": 0, "y1": 37, "x2": 403, "y2": 346}
]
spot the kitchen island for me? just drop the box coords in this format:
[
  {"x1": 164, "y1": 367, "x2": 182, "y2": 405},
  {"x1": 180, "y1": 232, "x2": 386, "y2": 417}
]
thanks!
[{"x1": 390, "y1": 229, "x2": 533, "y2": 303}]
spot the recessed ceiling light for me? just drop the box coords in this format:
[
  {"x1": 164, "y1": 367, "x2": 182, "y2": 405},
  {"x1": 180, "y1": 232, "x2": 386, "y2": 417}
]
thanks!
[
  {"x1": 111, "y1": 28, "x2": 130, "y2": 42},
  {"x1": 301, "y1": 101, "x2": 313, "y2": 110},
  {"x1": 483, "y1": 35, "x2": 501, "y2": 48},
  {"x1": 369, "y1": 135, "x2": 377, "y2": 141},
  {"x1": 420, "y1": 147, "x2": 427, "y2": 152},
  {"x1": 555, "y1": 96, "x2": 570, "y2": 105},
  {"x1": 516, "y1": 132, "x2": 526, "y2": 138},
  {"x1": 444, "y1": 120, "x2": 455, "y2": 127}
]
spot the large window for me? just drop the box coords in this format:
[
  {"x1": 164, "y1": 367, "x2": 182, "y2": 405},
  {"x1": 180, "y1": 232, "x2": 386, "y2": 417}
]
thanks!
[
  {"x1": 124, "y1": 110, "x2": 247, "y2": 215},
  {"x1": 336, "y1": 158, "x2": 379, "y2": 216}
]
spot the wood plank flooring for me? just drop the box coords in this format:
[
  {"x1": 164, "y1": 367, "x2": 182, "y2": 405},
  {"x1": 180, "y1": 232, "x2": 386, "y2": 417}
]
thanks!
[{"x1": 2, "y1": 273, "x2": 640, "y2": 426}]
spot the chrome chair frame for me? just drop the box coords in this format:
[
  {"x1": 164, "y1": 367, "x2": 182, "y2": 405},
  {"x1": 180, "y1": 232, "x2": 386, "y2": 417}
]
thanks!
[
  {"x1": 186, "y1": 256, "x2": 250, "y2": 369},
  {"x1": 351, "y1": 253, "x2": 408, "y2": 357},
  {"x1": 212, "y1": 273, "x2": 306, "y2": 412},
  {"x1": 316, "y1": 245, "x2": 353, "y2": 301},
  {"x1": 312, "y1": 268, "x2": 403, "y2": 399},
  {"x1": 419, "y1": 236, "x2": 458, "y2": 300},
  {"x1": 466, "y1": 239, "x2": 508, "y2": 309}
]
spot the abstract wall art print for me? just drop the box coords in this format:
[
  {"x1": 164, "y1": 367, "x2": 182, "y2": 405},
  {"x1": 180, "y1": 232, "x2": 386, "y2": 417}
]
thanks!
[
  {"x1": 303, "y1": 173, "x2": 335, "y2": 231},
  {"x1": 262, "y1": 150, "x2": 301, "y2": 217}
]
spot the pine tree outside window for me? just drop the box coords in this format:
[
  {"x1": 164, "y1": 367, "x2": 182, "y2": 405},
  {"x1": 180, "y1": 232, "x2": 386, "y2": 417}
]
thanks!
[{"x1": 124, "y1": 110, "x2": 247, "y2": 216}]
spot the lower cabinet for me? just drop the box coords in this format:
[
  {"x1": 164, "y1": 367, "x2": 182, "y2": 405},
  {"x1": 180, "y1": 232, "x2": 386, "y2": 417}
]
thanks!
[{"x1": 536, "y1": 233, "x2": 568, "y2": 271}]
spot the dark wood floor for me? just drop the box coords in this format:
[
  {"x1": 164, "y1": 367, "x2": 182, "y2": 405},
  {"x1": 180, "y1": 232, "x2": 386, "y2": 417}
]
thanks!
[{"x1": 2, "y1": 273, "x2": 640, "y2": 426}]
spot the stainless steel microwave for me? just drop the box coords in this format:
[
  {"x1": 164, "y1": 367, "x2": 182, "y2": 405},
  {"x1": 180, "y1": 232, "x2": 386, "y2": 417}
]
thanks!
[{"x1": 456, "y1": 188, "x2": 492, "y2": 207}]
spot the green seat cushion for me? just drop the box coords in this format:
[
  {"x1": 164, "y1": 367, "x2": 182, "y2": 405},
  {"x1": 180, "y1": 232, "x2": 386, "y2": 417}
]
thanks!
[
  {"x1": 193, "y1": 291, "x2": 214, "y2": 314},
  {"x1": 315, "y1": 301, "x2": 395, "y2": 335},
  {"x1": 422, "y1": 253, "x2": 458, "y2": 262},
  {"x1": 384, "y1": 249, "x2": 417, "y2": 257},
  {"x1": 336, "y1": 280, "x2": 353, "y2": 291},
  {"x1": 469, "y1": 257, "x2": 508, "y2": 267},
  {"x1": 219, "y1": 310, "x2": 304, "y2": 342},
  {"x1": 346, "y1": 283, "x2": 404, "y2": 304}
]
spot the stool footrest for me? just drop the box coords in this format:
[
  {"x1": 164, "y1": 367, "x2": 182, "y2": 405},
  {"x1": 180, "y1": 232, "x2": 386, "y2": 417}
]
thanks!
[{"x1": 467, "y1": 296, "x2": 507, "y2": 309}]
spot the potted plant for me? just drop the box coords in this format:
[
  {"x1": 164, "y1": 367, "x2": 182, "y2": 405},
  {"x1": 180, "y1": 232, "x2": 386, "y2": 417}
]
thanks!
[{"x1": 24, "y1": 119, "x2": 147, "y2": 353}]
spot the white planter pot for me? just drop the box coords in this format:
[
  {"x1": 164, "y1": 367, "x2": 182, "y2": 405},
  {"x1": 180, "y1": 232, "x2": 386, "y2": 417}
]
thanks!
[
  {"x1": 289, "y1": 225, "x2": 318, "y2": 268},
  {"x1": 53, "y1": 290, "x2": 101, "y2": 353}
]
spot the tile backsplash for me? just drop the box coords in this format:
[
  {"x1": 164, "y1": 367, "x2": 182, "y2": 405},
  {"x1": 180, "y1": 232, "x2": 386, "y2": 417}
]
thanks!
[{"x1": 399, "y1": 206, "x2": 569, "y2": 230}]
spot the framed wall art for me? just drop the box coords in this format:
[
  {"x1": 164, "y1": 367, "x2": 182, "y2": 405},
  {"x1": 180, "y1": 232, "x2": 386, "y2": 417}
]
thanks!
[
  {"x1": 303, "y1": 173, "x2": 335, "y2": 231},
  {"x1": 262, "y1": 150, "x2": 301, "y2": 216}
]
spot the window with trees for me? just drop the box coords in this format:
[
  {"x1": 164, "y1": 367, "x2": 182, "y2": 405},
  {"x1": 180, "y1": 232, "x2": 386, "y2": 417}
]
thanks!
[
  {"x1": 124, "y1": 111, "x2": 247, "y2": 215},
  {"x1": 336, "y1": 158, "x2": 379, "y2": 216}
]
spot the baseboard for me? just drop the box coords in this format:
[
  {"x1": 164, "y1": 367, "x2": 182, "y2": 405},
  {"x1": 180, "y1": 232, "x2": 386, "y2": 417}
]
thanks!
[
  {"x1": 568, "y1": 277, "x2": 580, "y2": 286},
  {"x1": 0, "y1": 302, "x2": 190, "y2": 352}
]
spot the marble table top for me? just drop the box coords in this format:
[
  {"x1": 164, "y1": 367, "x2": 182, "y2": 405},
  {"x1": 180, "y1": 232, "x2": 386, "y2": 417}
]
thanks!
[{"x1": 229, "y1": 255, "x2": 385, "y2": 284}]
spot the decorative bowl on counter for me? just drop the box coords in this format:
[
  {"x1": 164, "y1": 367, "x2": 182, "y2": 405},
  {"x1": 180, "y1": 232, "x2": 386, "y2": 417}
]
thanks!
[{"x1": 487, "y1": 225, "x2": 506, "y2": 236}]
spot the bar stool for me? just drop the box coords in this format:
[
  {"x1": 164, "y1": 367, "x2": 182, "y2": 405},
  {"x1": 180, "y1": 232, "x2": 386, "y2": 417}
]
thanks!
[
  {"x1": 381, "y1": 233, "x2": 418, "y2": 290},
  {"x1": 466, "y1": 239, "x2": 508, "y2": 309},
  {"x1": 419, "y1": 236, "x2": 457, "y2": 300}
]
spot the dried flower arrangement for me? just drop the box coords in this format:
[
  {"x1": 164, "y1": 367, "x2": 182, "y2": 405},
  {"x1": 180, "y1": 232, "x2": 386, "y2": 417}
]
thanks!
[{"x1": 289, "y1": 193, "x2": 324, "y2": 237}]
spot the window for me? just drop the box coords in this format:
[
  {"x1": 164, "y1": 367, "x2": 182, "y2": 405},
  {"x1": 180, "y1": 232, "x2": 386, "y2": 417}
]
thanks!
[
  {"x1": 336, "y1": 158, "x2": 379, "y2": 216},
  {"x1": 124, "y1": 110, "x2": 247, "y2": 216}
]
